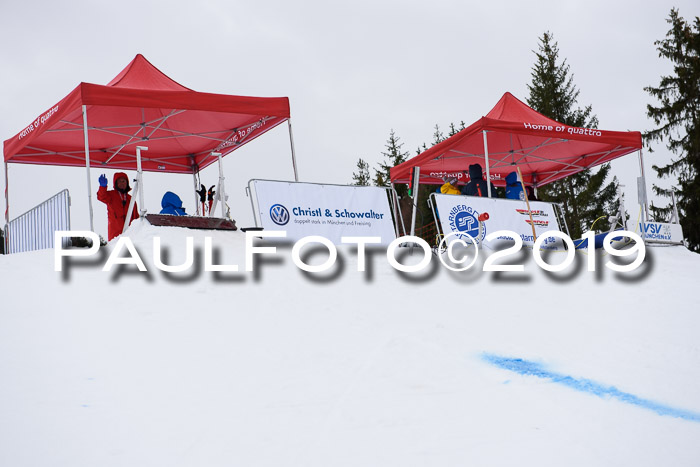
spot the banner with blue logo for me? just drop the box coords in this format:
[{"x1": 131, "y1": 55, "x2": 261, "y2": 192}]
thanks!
[
  {"x1": 251, "y1": 180, "x2": 397, "y2": 244},
  {"x1": 433, "y1": 194, "x2": 562, "y2": 249},
  {"x1": 638, "y1": 222, "x2": 684, "y2": 244}
]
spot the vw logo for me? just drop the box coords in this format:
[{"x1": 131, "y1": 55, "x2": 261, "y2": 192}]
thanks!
[{"x1": 270, "y1": 204, "x2": 290, "y2": 225}]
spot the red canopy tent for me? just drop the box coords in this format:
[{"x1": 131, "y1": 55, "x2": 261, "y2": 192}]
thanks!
[
  {"x1": 3, "y1": 54, "x2": 296, "y2": 229},
  {"x1": 390, "y1": 92, "x2": 643, "y2": 191}
]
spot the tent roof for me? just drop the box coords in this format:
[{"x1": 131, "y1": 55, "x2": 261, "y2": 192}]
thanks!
[
  {"x1": 3, "y1": 54, "x2": 291, "y2": 174},
  {"x1": 389, "y1": 92, "x2": 642, "y2": 187}
]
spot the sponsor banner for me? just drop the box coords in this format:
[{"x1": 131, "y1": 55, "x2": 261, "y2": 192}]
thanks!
[
  {"x1": 252, "y1": 180, "x2": 396, "y2": 244},
  {"x1": 639, "y1": 222, "x2": 684, "y2": 243},
  {"x1": 434, "y1": 194, "x2": 562, "y2": 249}
]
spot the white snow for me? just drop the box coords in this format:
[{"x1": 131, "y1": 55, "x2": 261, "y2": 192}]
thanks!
[{"x1": 1, "y1": 221, "x2": 699, "y2": 466}]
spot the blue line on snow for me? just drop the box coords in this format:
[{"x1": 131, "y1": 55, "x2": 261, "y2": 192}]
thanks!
[{"x1": 481, "y1": 353, "x2": 700, "y2": 423}]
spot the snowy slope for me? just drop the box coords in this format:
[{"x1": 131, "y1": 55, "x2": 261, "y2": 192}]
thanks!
[{"x1": 1, "y1": 221, "x2": 699, "y2": 467}]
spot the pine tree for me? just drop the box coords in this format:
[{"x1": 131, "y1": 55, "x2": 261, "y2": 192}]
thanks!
[
  {"x1": 351, "y1": 158, "x2": 370, "y2": 186},
  {"x1": 432, "y1": 124, "x2": 445, "y2": 145},
  {"x1": 373, "y1": 129, "x2": 410, "y2": 196},
  {"x1": 644, "y1": 9, "x2": 700, "y2": 252},
  {"x1": 526, "y1": 31, "x2": 620, "y2": 239},
  {"x1": 448, "y1": 121, "x2": 466, "y2": 137}
]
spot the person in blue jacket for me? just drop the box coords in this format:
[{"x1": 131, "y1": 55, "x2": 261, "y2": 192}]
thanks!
[
  {"x1": 160, "y1": 191, "x2": 187, "y2": 215},
  {"x1": 505, "y1": 171, "x2": 525, "y2": 200}
]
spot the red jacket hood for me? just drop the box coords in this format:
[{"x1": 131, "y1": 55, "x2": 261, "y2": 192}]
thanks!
[{"x1": 113, "y1": 172, "x2": 132, "y2": 191}]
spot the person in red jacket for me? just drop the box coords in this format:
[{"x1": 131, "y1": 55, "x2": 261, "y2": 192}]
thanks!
[{"x1": 97, "y1": 172, "x2": 139, "y2": 240}]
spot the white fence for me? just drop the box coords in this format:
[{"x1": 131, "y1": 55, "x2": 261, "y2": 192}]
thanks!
[{"x1": 4, "y1": 189, "x2": 71, "y2": 254}]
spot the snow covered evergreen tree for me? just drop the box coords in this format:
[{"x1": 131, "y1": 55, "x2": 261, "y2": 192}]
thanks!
[
  {"x1": 351, "y1": 158, "x2": 371, "y2": 186},
  {"x1": 448, "y1": 121, "x2": 466, "y2": 137},
  {"x1": 373, "y1": 129, "x2": 410, "y2": 197},
  {"x1": 526, "y1": 32, "x2": 620, "y2": 239},
  {"x1": 432, "y1": 124, "x2": 445, "y2": 145},
  {"x1": 644, "y1": 9, "x2": 700, "y2": 252}
]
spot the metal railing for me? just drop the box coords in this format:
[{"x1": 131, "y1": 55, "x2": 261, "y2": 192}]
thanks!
[{"x1": 4, "y1": 189, "x2": 71, "y2": 254}]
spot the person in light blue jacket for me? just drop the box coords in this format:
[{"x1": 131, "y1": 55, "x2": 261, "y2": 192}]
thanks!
[{"x1": 160, "y1": 191, "x2": 187, "y2": 216}]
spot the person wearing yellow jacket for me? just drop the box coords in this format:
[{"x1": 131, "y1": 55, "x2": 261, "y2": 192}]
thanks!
[{"x1": 440, "y1": 176, "x2": 461, "y2": 195}]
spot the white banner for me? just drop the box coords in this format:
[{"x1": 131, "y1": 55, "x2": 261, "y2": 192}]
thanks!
[
  {"x1": 433, "y1": 194, "x2": 562, "y2": 249},
  {"x1": 251, "y1": 180, "x2": 397, "y2": 244},
  {"x1": 639, "y1": 222, "x2": 684, "y2": 244}
]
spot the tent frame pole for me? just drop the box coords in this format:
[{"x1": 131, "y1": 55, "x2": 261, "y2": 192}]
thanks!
[
  {"x1": 209, "y1": 152, "x2": 226, "y2": 218},
  {"x1": 389, "y1": 183, "x2": 407, "y2": 237},
  {"x1": 483, "y1": 130, "x2": 492, "y2": 197},
  {"x1": 288, "y1": 119, "x2": 299, "y2": 182},
  {"x1": 4, "y1": 162, "x2": 9, "y2": 253},
  {"x1": 192, "y1": 171, "x2": 200, "y2": 216},
  {"x1": 410, "y1": 167, "x2": 420, "y2": 237},
  {"x1": 82, "y1": 105, "x2": 95, "y2": 232},
  {"x1": 122, "y1": 180, "x2": 140, "y2": 235},
  {"x1": 4, "y1": 162, "x2": 9, "y2": 227},
  {"x1": 135, "y1": 146, "x2": 148, "y2": 217},
  {"x1": 121, "y1": 145, "x2": 147, "y2": 235},
  {"x1": 192, "y1": 174, "x2": 201, "y2": 215},
  {"x1": 428, "y1": 193, "x2": 444, "y2": 245},
  {"x1": 217, "y1": 152, "x2": 226, "y2": 218},
  {"x1": 191, "y1": 156, "x2": 200, "y2": 216},
  {"x1": 638, "y1": 149, "x2": 650, "y2": 222}
]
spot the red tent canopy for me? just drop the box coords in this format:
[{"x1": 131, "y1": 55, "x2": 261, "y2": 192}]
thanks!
[
  {"x1": 3, "y1": 54, "x2": 291, "y2": 174},
  {"x1": 390, "y1": 92, "x2": 642, "y2": 187}
]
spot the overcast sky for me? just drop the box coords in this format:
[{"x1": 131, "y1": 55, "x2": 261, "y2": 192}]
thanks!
[{"x1": 1, "y1": 0, "x2": 698, "y2": 236}]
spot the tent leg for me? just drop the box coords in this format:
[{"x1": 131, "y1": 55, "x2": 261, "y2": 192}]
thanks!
[
  {"x1": 4, "y1": 162, "x2": 9, "y2": 253},
  {"x1": 209, "y1": 152, "x2": 226, "y2": 218},
  {"x1": 410, "y1": 167, "x2": 420, "y2": 238},
  {"x1": 428, "y1": 193, "x2": 443, "y2": 245},
  {"x1": 82, "y1": 105, "x2": 95, "y2": 232},
  {"x1": 4, "y1": 162, "x2": 9, "y2": 227},
  {"x1": 638, "y1": 149, "x2": 650, "y2": 222},
  {"x1": 192, "y1": 170, "x2": 200, "y2": 216},
  {"x1": 135, "y1": 146, "x2": 148, "y2": 217},
  {"x1": 191, "y1": 157, "x2": 201, "y2": 216},
  {"x1": 389, "y1": 182, "x2": 406, "y2": 237},
  {"x1": 288, "y1": 119, "x2": 299, "y2": 182},
  {"x1": 217, "y1": 152, "x2": 226, "y2": 218},
  {"x1": 121, "y1": 146, "x2": 147, "y2": 236},
  {"x1": 122, "y1": 180, "x2": 139, "y2": 235},
  {"x1": 483, "y1": 130, "x2": 492, "y2": 198}
]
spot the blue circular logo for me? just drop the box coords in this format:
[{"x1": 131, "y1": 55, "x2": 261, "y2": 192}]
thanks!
[
  {"x1": 454, "y1": 210, "x2": 480, "y2": 238},
  {"x1": 270, "y1": 204, "x2": 290, "y2": 225}
]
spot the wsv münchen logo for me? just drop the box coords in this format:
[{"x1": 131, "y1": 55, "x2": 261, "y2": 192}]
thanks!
[
  {"x1": 448, "y1": 205, "x2": 485, "y2": 241},
  {"x1": 270, "y1": 204, "x2": 290, "y2": 225}
]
